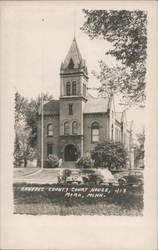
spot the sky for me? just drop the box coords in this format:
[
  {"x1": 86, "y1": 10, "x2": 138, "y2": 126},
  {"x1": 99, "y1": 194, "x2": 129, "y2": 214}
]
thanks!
[{"x1": 2, "y1": 2, "x2": 145, "y2": 133}]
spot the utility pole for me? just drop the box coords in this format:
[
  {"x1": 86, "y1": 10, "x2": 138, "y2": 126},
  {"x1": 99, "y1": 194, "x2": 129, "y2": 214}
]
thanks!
[{"x1": 41, "y1": 18, "x2": 45, "y2": 169}]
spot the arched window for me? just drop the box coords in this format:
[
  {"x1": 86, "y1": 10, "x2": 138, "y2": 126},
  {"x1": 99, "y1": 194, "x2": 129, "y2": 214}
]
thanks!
[
  {"x1": 72, "y1": 81, "x2": 77, "y2": 95},
  {"x1": 47, "y1": 124, "x2": 53, "y2": 136},
  {"x1": 72, "y1": 121, "x2": 78, "y2": 135},
  {"x1": 64, "y1": 122, "x2": 69, "y2": 135},
  {"x1": 66, "y1": 82, "x2": 71, "y2": 96},
  {"x1": 91, "y1": 122, "x2": 99, "y2": 142}
]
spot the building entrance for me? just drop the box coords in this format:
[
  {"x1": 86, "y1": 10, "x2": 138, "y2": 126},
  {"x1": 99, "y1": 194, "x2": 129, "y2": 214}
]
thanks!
[{"x1": 64, "y1": 144, "x2": 78, "y2": 161}]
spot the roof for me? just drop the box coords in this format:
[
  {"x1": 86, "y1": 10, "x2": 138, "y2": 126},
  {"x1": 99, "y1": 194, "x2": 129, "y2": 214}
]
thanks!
[
  {"x1": 62, "y1": 37, "x2": 83, "y2": 69},
  {"x1": 84, "y1": 94, "x2": 109, "y2": 114},
  {"x1": 38, "y1": 99, "x2": 59, "y2": 115}
]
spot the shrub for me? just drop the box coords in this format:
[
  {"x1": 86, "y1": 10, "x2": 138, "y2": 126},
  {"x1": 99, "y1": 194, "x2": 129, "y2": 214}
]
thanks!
[
  {"x1": 47, "y1": 154, "x2": 59, "y2": 168},
  {"x1": 91, "y1": 141, "x2": 128, "y2": 170},
  {"x1": 76, "y1": 154, "x2": 94, "y2": 168}
]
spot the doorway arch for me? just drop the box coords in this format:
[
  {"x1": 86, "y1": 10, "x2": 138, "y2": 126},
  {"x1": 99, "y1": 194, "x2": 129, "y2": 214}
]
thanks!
[{"x1": 64, "y1": 144, "x2": 78, "y2": 161}]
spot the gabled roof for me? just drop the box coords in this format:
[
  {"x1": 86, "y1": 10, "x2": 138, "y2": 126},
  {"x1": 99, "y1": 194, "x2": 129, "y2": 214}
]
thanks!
[
  {"x1": 38, "y1": 99, "x2": 59, "y2": 115},
  {"x1": 84, "y1": 93, "x2": 109, "y2": 114}
]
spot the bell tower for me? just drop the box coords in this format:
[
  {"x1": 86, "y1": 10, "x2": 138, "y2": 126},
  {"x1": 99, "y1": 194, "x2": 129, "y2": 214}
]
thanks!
[
  {"x1": 59, "y1": 37, "x2": 88, "y2": 160},
  {"x1": 60, "y1": 37, "x2": 88, "y2": 98}
]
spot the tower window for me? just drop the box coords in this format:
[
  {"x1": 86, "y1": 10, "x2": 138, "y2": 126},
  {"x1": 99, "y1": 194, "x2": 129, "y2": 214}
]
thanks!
[
  {"x1": 47, "y1": 124, "x2": 53, "y2": 137},
  {"x1": 68, "y1": 58, "x2": 74, "y2": 69},
  {"x1": 91, "y1": 122, "x2": 99, "y2": 142},
  {"x1": 72, "y1": 121, "x2": 78, "y2": 135},
  {"x1": 47, "y1": 144, "x2": 53, "y2": 156},
  {"x1": 69, "y1": 104, "x2": 73, "y2": 115},
  {"x1": 64, "y1": 122, "x2": 69, "y2": 135},
  {"x1": 72, "y1": 81, "x2": 77, "y2": 95},
  {"x1": 66, "y1": 82, "x2": 71, "y2": 96}
]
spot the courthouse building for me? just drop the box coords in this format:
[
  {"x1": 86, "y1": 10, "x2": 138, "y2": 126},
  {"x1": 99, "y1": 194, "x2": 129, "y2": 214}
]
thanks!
[{"x1": 37, "y1": 38, "x2": 134, "y2": 167}]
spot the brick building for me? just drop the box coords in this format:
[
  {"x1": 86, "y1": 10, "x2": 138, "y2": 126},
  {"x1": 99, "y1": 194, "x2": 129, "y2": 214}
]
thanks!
[{"x1": 37, "y1": 38, "x2": 134, "y2": 168}]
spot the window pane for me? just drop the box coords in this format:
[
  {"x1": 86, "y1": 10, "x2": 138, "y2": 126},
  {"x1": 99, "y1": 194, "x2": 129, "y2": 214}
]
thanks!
[
  {"x1": 64, "y1": 122, "x2": 69, "y2": 135},
  {"x1": 47, "y1": 124, "x2": 53, "y2": 136},
  {"x1": 69, "y1": 104, "x2": 73, "y2": 115},
  {"x1": 66, "y1": 82, "x2": 71, "y2": 96},
  {"x1": 72, "y1": 82, "x2": 76, "y2": 95},
  {"x1": 93, "y1": 129, "x2": 99, "y2": 135},
  {"x1": 72, "y1": 121, "x2": 78, "y2": 135},
  {"x1": 92, "y1": 135, "x2": 99, "y2": 142},
  {"x1": 47, "y1": 144, "x2": 53, "y2": 156}
]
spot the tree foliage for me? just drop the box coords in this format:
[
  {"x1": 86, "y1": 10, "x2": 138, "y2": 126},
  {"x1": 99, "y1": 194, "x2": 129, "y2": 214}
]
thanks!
[
  {"x1": 47, "y1": 154, "x2": 59, "y2": 168},
  {"x1": 25, "y1": 93, "x2": 53, "y2": 148},
  {"x1": 134, "y1": 131, "x2": 145, "y2": 167},
  {"x1": 76, "y1": 153, "x2": 94, "y2": 168},
  {"x1": 81, "y1": 10, "x2": 147, "y2": 106},
  {"x1": 14, "y1": 91, "x2": 53, "y2": 167},
  {"x1": 91, "y1": 141, "x2": 128, "y2": 170}
]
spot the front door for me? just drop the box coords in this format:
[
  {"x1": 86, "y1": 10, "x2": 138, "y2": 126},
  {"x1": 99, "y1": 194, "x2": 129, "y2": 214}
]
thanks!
[{"x1": 64, "y1": 144, "x2": 78, "y2": 161}]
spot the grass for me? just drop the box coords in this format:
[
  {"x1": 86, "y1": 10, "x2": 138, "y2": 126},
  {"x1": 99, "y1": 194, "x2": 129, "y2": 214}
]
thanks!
[{"x1": 13, "y1": 183, "x2": 143, "y2": 216}]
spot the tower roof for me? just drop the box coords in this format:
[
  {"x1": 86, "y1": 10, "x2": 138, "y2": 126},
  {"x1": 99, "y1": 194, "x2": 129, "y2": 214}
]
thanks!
[{"x1": 61, "y1": 37, "x2": 88, "y2": 74}]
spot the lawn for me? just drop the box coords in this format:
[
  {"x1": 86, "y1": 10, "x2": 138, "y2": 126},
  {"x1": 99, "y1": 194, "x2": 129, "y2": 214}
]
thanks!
[{"x1": 13, "y1": 183, "x2": 143, "y2": 216}]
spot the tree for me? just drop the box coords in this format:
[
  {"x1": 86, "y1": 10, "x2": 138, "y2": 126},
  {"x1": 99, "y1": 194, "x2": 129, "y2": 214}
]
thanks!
[
  {"x1": 134, "y1": 131, "x2": 145, "y2": 168},
  {"x1": 14, "y1": 91, "x2": 53, "y2": 167},
  {"x1": 81, "y1": 10, "x2": 147, "y2": 106},
  {"x1": 91, "y1": 141, "x2": 128, "y2": 170},
  {"x1": 16, "y1": 123, "x2": 35, "y2": 168},
  {"x1": 25, "y1": 93, "x2": 53, "y2": 148},
  {"x1": 13, "y1": 134, "x2": 23, "y2": 168},
  {"x1": 76, "y1": 153, "x2": 94, "y2": 168}
]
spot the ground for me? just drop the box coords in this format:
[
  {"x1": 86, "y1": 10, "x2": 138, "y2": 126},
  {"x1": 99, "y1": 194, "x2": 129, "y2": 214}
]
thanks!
[{"x1": 13, "y1": 168, "x2": 144, "y2": 216}]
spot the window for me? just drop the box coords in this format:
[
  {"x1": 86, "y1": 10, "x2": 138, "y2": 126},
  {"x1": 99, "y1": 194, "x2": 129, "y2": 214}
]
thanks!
[
  {"x1": 69, "y1": 104, "x2": 73, "y2": 115},
  {"x1": 72, "y1": 81, "x2": 77, "y2": 95},
  {"x1": 64, "y1": 122, "x2": 69, "y2": 135},
  {"x1": 47, "y1": 144, "x2": 53, "y2": 156},
  {"x1": 91, "y1": 122, "x2": 99, "y2": 142},
  {"x1": 66, "y1": 82, "x2": 71, "y2": 96},
  {"x1": 68, "y1": 58, "x2": 74, "y2": 69},
  {"x1": 47, "y1": 124, "x2": 53, "y2": 136},
  {"x1": 72, "y1": 121, "x2": 78, "y2": 135}
]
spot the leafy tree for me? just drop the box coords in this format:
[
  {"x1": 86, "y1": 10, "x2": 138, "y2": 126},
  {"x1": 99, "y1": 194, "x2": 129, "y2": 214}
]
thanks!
[
  {"x1": 134, "y1": 131, "x2": 145, "y2": 168},
  {"x1": 13, "y1": 134, "x2": 23, "y2": 168},
  {"x1": 15, "y1": 92, "x2": 28, "y2": 126},
  {"x1": 91, "y1": 141, "x2": 128, "y2": 170},
  {"x1": 25, "y1": 93, "x2": 53, "y2": 148},
  {"x1": 81, "y1": 10, "x2": 147, "y2": 106},
  {"x1": 76, "y1": 153, "x2": 94, "y2": 168},
  {"x1": 15, "y1": 122, "x2": 35, "y2": 168},
  {"x1": 14, "y1": 91, "x2": 53, "y2": 167}
]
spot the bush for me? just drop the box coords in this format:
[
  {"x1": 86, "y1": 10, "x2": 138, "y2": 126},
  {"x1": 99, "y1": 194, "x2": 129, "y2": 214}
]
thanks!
[
  {"x1": 91, "y1": 141, "x2": 128, "y2": 170},
  {"x1": 76, "y1": 154, "x2": 94, "y2": 168},
  {"x1": 47, "y1": 154, "x2": 59, "y2": 168}
]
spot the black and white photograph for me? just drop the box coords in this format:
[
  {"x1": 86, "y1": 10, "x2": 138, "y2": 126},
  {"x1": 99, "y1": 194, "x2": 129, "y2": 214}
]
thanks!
[{"x1": 0, "y1": 1, "x2": 157, "y2": 250}]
